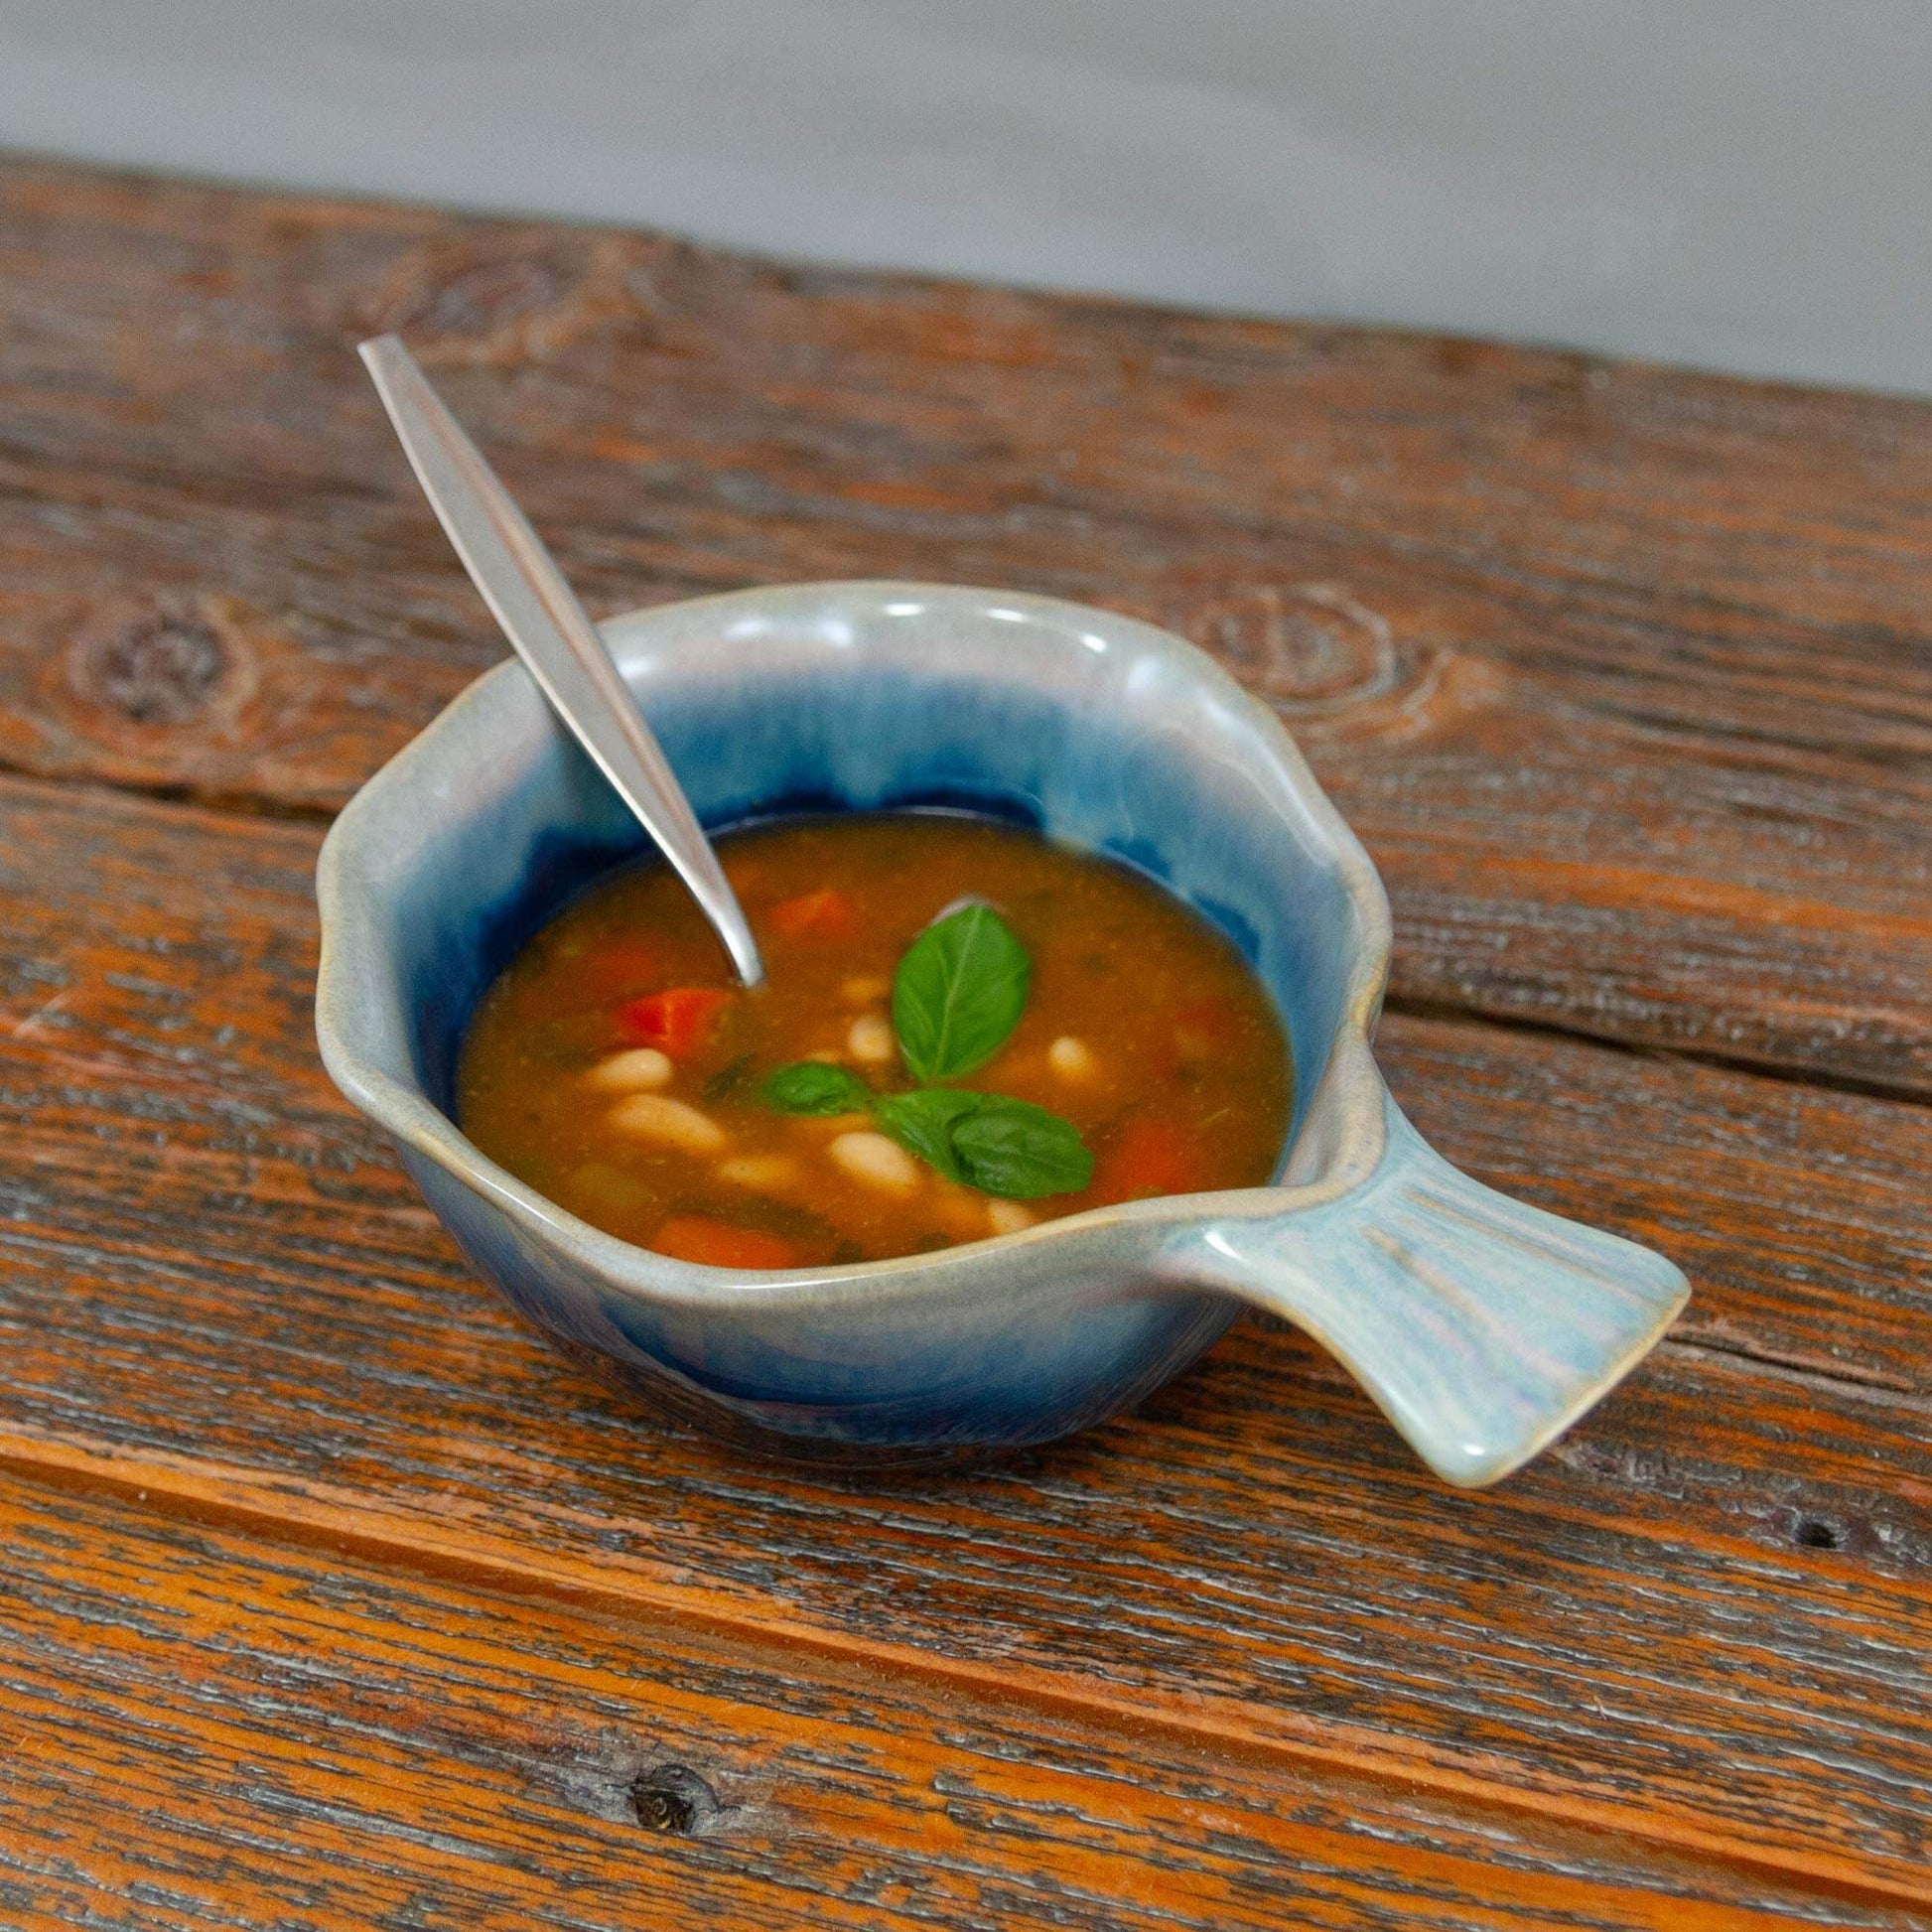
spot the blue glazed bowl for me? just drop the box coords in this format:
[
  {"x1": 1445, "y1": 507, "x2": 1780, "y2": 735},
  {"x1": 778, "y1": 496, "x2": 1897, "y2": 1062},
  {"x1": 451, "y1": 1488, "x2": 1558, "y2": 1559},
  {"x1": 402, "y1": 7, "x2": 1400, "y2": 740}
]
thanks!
[{"x1": 316, "y1": 582, "x2": 1687, "y2": 1484}]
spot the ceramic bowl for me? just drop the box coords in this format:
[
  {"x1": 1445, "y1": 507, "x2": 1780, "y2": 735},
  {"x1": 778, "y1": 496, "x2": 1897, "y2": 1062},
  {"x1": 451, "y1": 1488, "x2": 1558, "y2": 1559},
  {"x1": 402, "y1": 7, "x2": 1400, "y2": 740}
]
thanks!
[{"x1": 315, "y1": 581, "x2": 1687, "y2": 1484}]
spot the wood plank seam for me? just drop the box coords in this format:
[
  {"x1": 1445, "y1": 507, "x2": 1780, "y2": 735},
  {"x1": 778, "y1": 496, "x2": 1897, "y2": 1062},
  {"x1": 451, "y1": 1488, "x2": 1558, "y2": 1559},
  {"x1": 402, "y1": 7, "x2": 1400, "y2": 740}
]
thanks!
[
  {"x1": 1384, "y1": 993, "x2": 1932, "y2": 1118},
  {"x1": 1661, "y1": 1338, "x2": 1929, "y2": 1410}
]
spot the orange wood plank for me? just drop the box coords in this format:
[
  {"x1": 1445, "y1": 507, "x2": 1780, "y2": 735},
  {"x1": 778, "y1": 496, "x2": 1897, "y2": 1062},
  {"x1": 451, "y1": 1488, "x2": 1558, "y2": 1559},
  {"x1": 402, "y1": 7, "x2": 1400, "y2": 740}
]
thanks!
[{"x1": 0, "y1": 1464, "x2": 1908, "y2": 1931}]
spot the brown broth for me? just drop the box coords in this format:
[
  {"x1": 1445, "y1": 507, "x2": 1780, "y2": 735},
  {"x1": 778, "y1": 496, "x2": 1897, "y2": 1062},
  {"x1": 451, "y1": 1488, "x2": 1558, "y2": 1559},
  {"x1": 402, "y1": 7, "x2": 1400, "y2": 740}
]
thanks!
[{"x1": 458, "y1": 813, "x2": 1291, "y2": 1266}]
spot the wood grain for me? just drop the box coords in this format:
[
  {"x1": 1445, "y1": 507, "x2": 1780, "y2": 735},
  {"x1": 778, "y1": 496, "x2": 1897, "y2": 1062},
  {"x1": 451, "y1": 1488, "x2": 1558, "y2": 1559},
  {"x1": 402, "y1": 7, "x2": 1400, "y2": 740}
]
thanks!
[
  {"x1": 12, "y1": 1463, "x2": 1898, "y2": 1932},
  {"x1": 1, "y1": 770, "x2": 1928, "y2": 1909},
  {"x1": 5, "y1": 155, "x2": 1932, "y2": 1924},
  {"x1": 2, "y1": 158, "x2": 1929, "y2": 1092}
]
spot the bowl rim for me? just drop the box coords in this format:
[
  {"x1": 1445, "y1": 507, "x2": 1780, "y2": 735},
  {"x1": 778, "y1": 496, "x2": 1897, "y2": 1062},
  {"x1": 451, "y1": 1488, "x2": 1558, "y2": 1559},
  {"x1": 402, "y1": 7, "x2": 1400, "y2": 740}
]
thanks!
[{"x1": 315, "y1": 579, "x2": 1395, "y2": 1308}]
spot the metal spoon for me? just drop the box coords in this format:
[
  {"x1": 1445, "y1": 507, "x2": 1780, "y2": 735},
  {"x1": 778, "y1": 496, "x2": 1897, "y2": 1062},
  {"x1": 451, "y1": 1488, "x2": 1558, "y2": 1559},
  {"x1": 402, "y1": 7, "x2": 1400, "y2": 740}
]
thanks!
[{"x1": 357, "y1": 334, "x2": 764, "y2": 987}]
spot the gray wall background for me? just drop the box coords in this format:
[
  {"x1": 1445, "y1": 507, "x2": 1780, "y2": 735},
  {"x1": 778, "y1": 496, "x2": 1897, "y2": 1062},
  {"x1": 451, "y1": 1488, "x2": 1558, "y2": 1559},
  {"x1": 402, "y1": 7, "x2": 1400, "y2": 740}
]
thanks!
[{"x1": 3, "y1": 0, "x2": 1927, "y2": 394}]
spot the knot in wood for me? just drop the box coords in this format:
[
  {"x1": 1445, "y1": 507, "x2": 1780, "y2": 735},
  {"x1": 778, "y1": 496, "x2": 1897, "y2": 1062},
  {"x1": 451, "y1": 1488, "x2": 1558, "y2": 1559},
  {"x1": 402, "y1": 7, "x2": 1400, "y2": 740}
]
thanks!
[
  {"x1": 365, "y1": 234, "x2": 647, "y2": 363},
  {"x1": 628, "y1": 1763, "x2": 718, "y2": 1835},
  {"x1": 1189, "y1": 584, "x2": 1402, "y2": 715},
  {"x1": 71, "y1": 610, "x2": 229, "y2": 726},
  {"x1": 404, "y1": 252, "x2": 578, "y2": 342}
]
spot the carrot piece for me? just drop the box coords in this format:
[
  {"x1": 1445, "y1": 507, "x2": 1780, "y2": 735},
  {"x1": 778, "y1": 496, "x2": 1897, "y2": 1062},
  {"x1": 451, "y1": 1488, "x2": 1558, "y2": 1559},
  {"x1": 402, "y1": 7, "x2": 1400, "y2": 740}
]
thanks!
[
  {"x1": 766, "y1": 888, "x2": 858, "y2": 942},
  {"x1": 617, "y1": 987, "x2": 732, "y2": 1057},
  {"x1": 650, "y1": 1215, "x2": 799, "y2": 1270},
  {"x1": 1093, "y1": 1118, "x2": 1199, "y2": 1204}
]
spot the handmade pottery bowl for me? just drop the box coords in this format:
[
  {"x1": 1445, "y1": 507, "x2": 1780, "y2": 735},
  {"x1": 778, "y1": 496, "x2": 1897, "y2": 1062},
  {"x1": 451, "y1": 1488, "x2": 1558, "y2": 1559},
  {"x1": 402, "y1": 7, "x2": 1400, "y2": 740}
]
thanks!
[{"x1": 316, "y1": 581, "x2": 1687, "y2": 1484}]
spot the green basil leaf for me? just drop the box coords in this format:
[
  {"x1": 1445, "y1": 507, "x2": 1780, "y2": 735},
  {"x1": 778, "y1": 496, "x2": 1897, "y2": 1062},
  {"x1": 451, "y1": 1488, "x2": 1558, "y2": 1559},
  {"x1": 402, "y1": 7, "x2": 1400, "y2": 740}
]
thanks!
[
  {"x1": 761, "y1": 1061, "x2": 872, "y2": 1116},
  {"x1": 892, "y1": 903, "x2": 1031, "y2": 1082},
  {"x1": 949, "y1": 1096, "x2": 1094, "y2": 1199},
  {"x1": 873, "y1": 1087, "x2": 985, "y2": 1184}
]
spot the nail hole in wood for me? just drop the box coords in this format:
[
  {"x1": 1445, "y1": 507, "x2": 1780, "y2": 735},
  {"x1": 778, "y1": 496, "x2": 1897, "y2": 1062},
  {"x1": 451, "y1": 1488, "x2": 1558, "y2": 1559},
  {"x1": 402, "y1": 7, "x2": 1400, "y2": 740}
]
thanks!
[
  {"x1": 629, "y1": 1764, "x2": 717, "y2": 1834},
  {"x1": 1795, "y1": 1518, "x2": 1843, "y2": 1550}
]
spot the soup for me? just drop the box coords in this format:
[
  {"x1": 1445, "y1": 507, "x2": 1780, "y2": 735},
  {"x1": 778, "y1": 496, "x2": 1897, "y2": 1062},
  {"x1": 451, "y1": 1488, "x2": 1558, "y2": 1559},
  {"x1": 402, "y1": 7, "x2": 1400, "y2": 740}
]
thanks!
[{"x1": 459, "y1": 813, "x2": 1290, "y2": 1267}]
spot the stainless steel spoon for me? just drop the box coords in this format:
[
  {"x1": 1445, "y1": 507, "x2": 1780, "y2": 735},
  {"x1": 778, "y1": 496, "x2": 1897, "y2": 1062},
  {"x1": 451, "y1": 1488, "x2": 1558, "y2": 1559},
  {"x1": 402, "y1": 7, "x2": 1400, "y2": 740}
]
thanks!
[{"x1": 357, "y1": 334, "x2": 764, "y2": 987}]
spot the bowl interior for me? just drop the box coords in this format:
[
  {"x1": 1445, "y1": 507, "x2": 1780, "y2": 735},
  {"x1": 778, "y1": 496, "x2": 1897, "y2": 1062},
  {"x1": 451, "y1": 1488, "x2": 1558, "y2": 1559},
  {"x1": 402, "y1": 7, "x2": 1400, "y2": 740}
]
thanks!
[{"x1": 327, "y1": 585, "x2": 1385, "y2": 1179}]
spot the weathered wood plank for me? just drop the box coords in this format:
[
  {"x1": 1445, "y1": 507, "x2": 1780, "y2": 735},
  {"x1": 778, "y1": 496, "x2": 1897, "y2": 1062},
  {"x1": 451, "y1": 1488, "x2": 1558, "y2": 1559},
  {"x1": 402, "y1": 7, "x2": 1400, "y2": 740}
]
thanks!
[
  {"x1": 3, "y1": 769, "x2": 1924, "y2": 1397},
  {"x1": 11, "y1": 1465, "x2": 1891, "y2": 1932},
  {"x1": 0, "y1": 776, "x2": 1928, "y2": 1901},
  {"x1": 1, "y1": 158, "x2": 1928, "y2": 1090}
]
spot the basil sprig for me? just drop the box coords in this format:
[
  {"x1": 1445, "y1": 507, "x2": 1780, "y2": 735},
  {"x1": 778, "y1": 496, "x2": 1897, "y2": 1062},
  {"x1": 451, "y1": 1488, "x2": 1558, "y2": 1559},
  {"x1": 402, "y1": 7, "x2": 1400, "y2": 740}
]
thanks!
[
  {"x1": 879, "y1": 1089, "x2": 1094, "y2": 1197},
  {"x1": 762, "y1": 1060, "x2": 873, "y2": 1116},
  {"x1": 870, "y1": 1087, "x2": 984, "y2": 1183},
  {"x1": 892, "y1": 902, "x2": 1030, "y2": 1081},
  {"x1": 759, "y1": 903, "x2": 1093, "y2": 1201}
]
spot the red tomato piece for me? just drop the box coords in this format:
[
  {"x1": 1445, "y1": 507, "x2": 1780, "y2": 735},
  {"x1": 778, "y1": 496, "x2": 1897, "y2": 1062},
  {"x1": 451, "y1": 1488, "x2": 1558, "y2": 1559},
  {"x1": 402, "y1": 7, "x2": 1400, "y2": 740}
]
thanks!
[
  {"x1": 1093, "y1": 1118, "x2": 1199, "y2": 1204},
  {"x1": 651, "y1": 1215, "x2": 799, "y2": 1271},
  {"x1": 766, "y1": 888, "x2": 859, "y2": 942},
  {"x1": 616, "y1": 987, "x2": 732, "y2": 1057}
]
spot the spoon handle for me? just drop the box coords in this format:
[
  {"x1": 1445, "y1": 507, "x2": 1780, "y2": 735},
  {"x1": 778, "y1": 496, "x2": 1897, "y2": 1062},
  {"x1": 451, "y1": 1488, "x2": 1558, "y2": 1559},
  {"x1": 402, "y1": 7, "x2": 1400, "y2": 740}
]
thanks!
[{"x1": 357, "y1": 334, "x2": 764, "y2": 988}]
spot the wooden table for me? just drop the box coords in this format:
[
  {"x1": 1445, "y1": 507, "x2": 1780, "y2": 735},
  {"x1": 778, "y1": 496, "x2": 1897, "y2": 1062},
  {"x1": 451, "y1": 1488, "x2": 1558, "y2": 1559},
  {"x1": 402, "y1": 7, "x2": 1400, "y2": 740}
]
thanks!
[{"x1": 2, "y1": 155, "x2": 1928, "y2": 1929}]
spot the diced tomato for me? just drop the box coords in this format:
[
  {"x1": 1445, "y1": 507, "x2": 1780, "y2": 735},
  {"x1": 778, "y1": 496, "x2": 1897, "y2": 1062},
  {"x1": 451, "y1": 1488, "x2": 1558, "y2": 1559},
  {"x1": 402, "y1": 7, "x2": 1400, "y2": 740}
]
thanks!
[
  {"x1": 616, "y1": 987, "x2": 732, "y2": 1057},
  {"x1": 650, "y1": 1215, "x2": 799, "y2": 1270},
  {"x1": 766, "y1": 888, "x2": 858, "y2": 942},
  {"x1": 1093, "y1": 1118, "x2": 1199, "y2": 1204}
]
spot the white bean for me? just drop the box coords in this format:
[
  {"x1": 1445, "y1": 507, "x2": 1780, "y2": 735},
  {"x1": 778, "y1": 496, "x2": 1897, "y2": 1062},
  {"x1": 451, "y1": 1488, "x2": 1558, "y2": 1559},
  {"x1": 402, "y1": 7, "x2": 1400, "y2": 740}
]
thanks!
[
  {"x1": 847, "y1": 1013, "x2": 897, "y2": 1064},
  {"x1": 828, "y1": 1131, "x2": 920, "y2": 1195},
  {"x1": 987, "y1": 1198, "x2": 1038, "y2": 1236},
  {"x1": 841, "y1": 974, "x2": 891, "y2": 1006},
  {"x1": 587, "y1": 1046, "x2": 674, "y2": 1093},
  {"x1": 716, "y1": 1154, "x2": 799, "y2": 1191},
  {"x1": 608, "y1": 1094, "x2": 727, "y2": 1154},
  {"x1": 1047, "y1": 1035, "x2": 1096, "y2": 1081}
]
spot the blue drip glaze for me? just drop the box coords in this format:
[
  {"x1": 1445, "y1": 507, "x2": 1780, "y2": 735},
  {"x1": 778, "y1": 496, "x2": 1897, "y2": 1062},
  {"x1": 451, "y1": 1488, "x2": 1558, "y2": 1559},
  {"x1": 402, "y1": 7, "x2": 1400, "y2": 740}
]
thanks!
[{"x1": 321, "y1": 584, "x2": 1687, "y2": 1479}]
